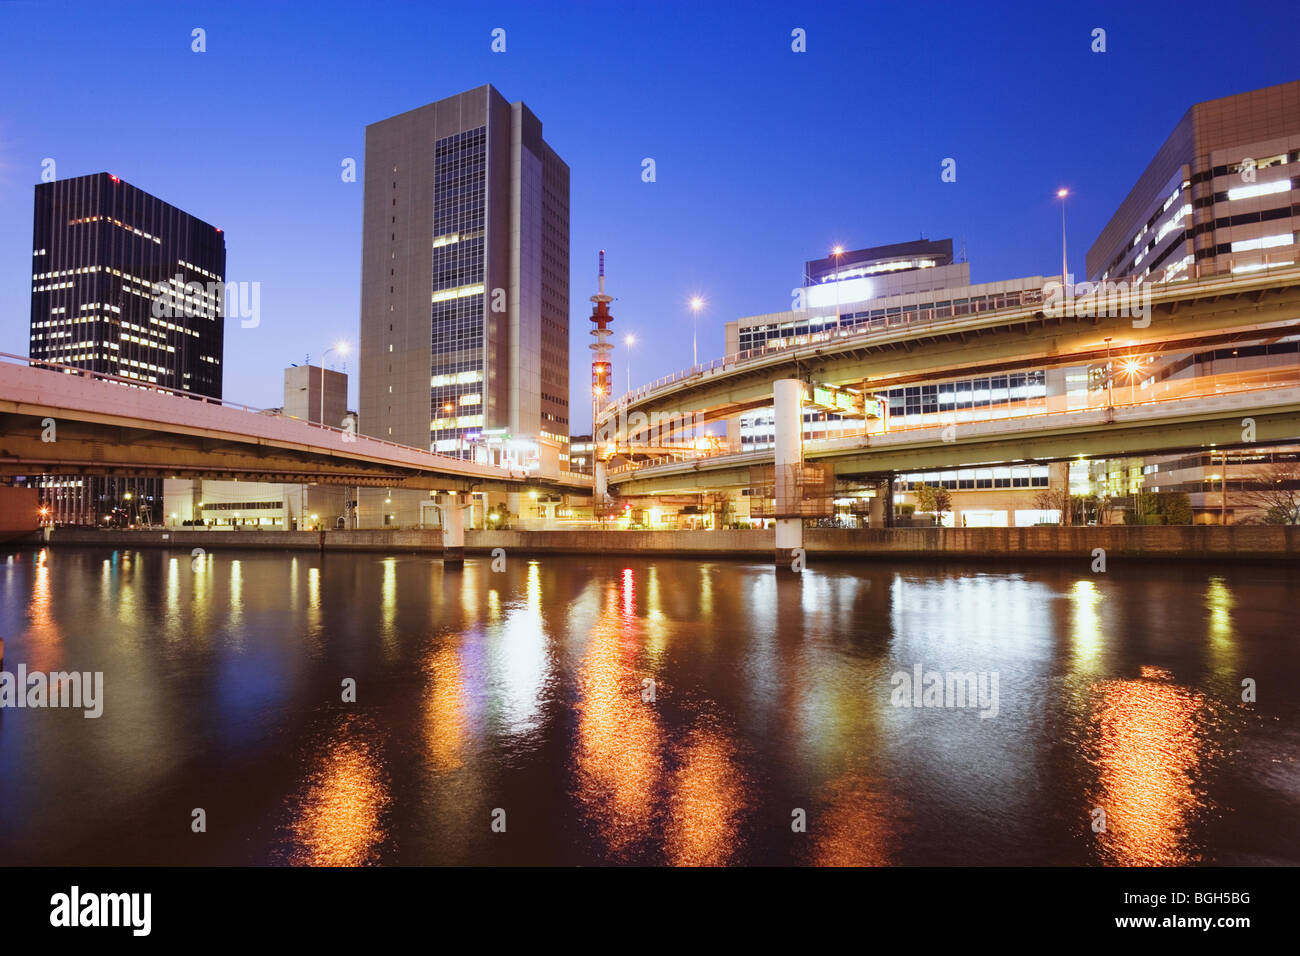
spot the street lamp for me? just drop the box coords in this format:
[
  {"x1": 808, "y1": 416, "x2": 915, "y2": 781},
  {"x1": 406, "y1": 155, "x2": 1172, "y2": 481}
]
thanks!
[
  {"x1": 1057, "y1": 189, "x2": 1070, "y2": 289},
  {"x1": 832, "y1": 245, "x2": 845, "y2": 328},
  {"x1": 1103, "y1": 336, "x2": 1114, "y2": 413},
  {"x1": 1122, "y1": 356, "x2": 1144, "y2": 404},
  {"x1": 689, "y1": 296, "x2": 704, "y2": 367},
  {"x1": 625, "y1": 333, "x2": 635, "y2": 394},
  {"x1": 321, "y1": 341, "x2": 350, "y2": 428}
]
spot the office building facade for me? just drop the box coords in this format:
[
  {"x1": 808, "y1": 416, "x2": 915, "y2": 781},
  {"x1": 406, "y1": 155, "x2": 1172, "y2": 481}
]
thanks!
[
  {"x1": 1086, "y1": 79, "x2": 1300, "y2": 522},
  {"x1": 29, "y1": 172, "x2": 227, "y2": 524},
  {"x1": 1087, "y1": 79, "x2": 1299, "y2": 284},
  {"x1": 359, "y1": 85, "x2": 570, "y2": 473}
]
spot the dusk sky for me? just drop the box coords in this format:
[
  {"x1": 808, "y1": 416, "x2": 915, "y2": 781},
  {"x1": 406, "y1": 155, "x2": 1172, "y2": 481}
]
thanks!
[{"x1": 1, "y1": 0, "x2": 1296, "y2": 430}]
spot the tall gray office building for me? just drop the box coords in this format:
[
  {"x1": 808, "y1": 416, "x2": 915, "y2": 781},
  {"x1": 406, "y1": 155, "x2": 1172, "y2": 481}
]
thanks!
[{"x1": 360, "y1": 85, "x2": 570, "y2": 466}]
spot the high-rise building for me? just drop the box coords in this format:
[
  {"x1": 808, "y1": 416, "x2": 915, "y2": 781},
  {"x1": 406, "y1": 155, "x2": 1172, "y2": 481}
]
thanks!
[
  {"x1": 1086, "y1": 79, "x2": 1300, "y2": 522},
  {"x1": 28, "y1": 172, "x2": 227, "y2": 524},
  {"x1": 359, "y1": 84, "x2": 570, "y2": 482},
  {"x1": 1087, "y1": 79, "x2": 1299, "y2": 284}
]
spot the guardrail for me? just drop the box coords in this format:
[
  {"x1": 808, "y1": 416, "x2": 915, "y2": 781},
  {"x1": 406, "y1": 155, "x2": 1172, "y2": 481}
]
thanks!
[
  {"x1": 607, "y1": 368, "x2": 1300, "y2": 478},
  {"x1": 606, "y1": 262, "x2": 1300, "y2": 412},
  {"x1": 0, "y1": 350, "x2": 454, "y2": 462}
]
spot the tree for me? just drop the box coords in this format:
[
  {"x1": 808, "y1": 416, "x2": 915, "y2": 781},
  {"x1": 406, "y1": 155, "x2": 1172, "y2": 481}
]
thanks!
[
  {"x1": 914, "y1": 483, "x2": 952, "y2": 525},
  {"x1": 1124, "y1": 490, "x2": 1192, "y2": 525},
  {"x1": 932, "y1": 486, "x2": 952, "y2": 520},
  {"x1": 1156, "y1": 491, "x2": 1193, "y2": 526},
  {"x1": 1238, "y1": 460, "x2": 1300, "y2": 524}
]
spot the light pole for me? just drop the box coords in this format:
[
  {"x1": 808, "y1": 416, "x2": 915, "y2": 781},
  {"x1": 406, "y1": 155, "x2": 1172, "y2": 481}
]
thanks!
[
  {"x1": 1122, "y1": 356, "x2": 1143, "y2": 405},
  {"x1": 1057, "y1": 189, "x2": 1069, "y2": 289},
  {"x1": 625, "y1": 333, "x2": 635, "y2": 394},
  {"x1": 1103, "y1": 337, "x2": 1113, "y2": 412},
  {"x1": 690, "y1": 296, "x2": 704, "y2": 368},
  {"x1": 831, "y1": 245, "x2": 844, "y2": 329},
  {"x1": 321, "y1": 342, "x2": 349, "y2": 428},
  {"x1": 443, "y1": 401, "x2": 460, "y2": 459}
]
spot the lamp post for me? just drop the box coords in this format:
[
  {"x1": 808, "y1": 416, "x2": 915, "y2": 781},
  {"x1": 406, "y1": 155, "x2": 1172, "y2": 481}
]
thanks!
[
  {"x1": 320, "y1": 342, "x2": 349, "y2": 428},
  {"x1": 1103, "y1": 337, "x2": 1113, "y2": 412},
  {"x1": 625, "y1": 333, "x2": 635, "y2": 394},
  {"x1": 832, "y1": 245, "x2": 844, "y2": 329},
  {"x1": 690, "y1": 296, "x2": 704, "y2": 368},
  {"x1": 1057, "y1": 189, "x2": 1070, "y2": 289}
]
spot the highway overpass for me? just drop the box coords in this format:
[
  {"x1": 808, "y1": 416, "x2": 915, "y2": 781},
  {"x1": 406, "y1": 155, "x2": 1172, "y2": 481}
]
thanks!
[
  {"x1": 610, "y1": 380, "x2": 1300, "y2": 495},
  {"x1": 0, "y1": 354, "x2": 591, "y2": 495},
  {"x1": 599, "y1": 266, "x2": 1300, "y2": 435}
]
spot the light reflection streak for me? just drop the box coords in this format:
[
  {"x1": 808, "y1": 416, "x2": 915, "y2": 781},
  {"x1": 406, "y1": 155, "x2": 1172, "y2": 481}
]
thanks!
[
  {"x1": 574, "y1": 583, "x2": 663, "y2": 857},
  {"x1": 1089, "y1": 666, "x2": 1209, "y2": 866},
  {"x1": 809, "y1": 773, "x2": 897, "y2": 866},
  {"x1": 665, "y1": 726, "x2": 745, "y2": 866},
  {"x1": 1069, "y1": 579, "x2": 1104, "y2": 673},
  {"x1": 423, "y1": 642, "x2": 469, "y2": 773},
  {"x1": 287, "y1": 715, "x2": 390, "y2": 866}
]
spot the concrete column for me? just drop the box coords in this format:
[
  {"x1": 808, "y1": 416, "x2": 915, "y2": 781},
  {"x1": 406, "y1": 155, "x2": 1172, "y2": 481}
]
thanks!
[
  {"x1": 507, "y1": 491, "x2": 520, "y2": 522},
  {"x1": 594, "y1": 459, "x2": 608, "y2": 502},
  {"x1": 869, "y1": 492, "x2": 884, "y2": 528},
  {"x1": 441, "y1": 496, "x2": 465, "y2": 567},
  {"x1": 774, "y1": 379, "x2": 803, "y2": 569}
]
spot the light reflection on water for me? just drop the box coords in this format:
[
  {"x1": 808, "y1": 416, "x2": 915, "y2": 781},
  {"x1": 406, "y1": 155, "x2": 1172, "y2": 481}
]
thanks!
[{"x1": 0, "y1": 547, "x2": 1297, "y2": 866}]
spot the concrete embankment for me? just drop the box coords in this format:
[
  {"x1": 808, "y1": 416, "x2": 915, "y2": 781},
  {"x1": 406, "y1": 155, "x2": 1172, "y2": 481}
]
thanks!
[{"x1": 30, "y1": 525, "x2": 1300, "y2": 562}]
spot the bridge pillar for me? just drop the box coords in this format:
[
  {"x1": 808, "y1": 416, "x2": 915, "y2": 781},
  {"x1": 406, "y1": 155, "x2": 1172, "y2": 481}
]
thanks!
[
  {"x1": 774, "y1": 378, "x2": 804, "y2": 570},
  {"x1": 440, "y1": 495, "x2": 466, "y2": 567},
  {"x1": 872, "y1": 476, "x2": 895, "y2": 528}
]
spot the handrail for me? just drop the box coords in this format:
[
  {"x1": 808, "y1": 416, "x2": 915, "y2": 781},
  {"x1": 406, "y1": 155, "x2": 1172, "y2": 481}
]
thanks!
[
  {"x1": 605, "y1": 262, "x2": 1300, "y2": 412},
  {"x1": 608, "y1": 369, "x2": 1300, "y2": 477},
  {"x1": 1, "y1": 351, "x2": 463, "y2": 465}
]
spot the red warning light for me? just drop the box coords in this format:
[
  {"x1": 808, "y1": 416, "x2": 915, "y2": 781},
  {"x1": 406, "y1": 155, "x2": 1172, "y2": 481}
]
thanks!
[{"x1": 109, "y1": 175, "x2": 120, "y2": 183}]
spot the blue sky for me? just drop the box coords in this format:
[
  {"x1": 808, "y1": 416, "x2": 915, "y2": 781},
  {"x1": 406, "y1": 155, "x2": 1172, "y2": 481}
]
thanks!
[{"x1": 1, "y1": 0, "x2": 1295, "y2": 430}]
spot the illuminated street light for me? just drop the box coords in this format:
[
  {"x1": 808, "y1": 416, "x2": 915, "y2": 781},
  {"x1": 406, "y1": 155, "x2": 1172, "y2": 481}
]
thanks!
[
  {"x1": 1057, "y1": 188, "x2": 1070, "y2": 289},
  {"x1": 689, "y1": 296, "x2": 704, "y2": 367},
  {"x1": 1122, "y1": 356, "x2": 1144, "y2": 404},
  {"x1": 321, "y1": 341, "x2": 350, "y2": 428},
  {"x1": 832, "y1": 245, "x2": 845, "y2": 328},
  {"x1": 625, "y1": 333, "x2": 635, "y2": 394}
]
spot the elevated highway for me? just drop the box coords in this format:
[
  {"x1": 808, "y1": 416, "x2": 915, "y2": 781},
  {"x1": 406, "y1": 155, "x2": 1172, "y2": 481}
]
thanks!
[
  {"x1": 600, "y1": 267, "x2": 1300, "y2": 435},
  {"x1": 610, "y1": 377, "x2": 1300, "y2": 495},
  {"x1": 0, "y1": 354, "x2": 591, "y2": 495}
]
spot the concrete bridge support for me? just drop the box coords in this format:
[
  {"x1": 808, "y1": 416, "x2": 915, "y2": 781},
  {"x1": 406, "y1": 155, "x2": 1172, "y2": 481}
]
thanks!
[
  {"x1": 440, "y1": 495, "x2": 467, "y2": 567},
  {"x1": 868, "y1": 476, "x2": 895, "y2": 528},
  {"x1": 774, "y1": 378, "x2": 804, "y2": 570}
]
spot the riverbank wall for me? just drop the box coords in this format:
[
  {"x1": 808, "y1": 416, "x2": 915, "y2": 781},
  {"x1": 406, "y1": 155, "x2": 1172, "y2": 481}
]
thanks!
[{"x1": 29, "y1": 525, "x2": 1300, "y2": 561}]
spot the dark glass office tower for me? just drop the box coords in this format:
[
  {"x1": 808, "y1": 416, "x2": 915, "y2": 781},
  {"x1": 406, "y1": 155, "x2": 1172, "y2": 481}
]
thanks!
[
  {"x1": 28, "y1": 172, "x2": 227, "y2": 524},
  {"x1": 360, "y1": 85, "x2": 570, "y2": 461}
]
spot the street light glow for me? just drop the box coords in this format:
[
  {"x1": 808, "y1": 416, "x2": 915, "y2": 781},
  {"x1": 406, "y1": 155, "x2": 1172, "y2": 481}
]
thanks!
[{"x1": 1057, "y1": 188, "x2": 1069, "y2": 198}]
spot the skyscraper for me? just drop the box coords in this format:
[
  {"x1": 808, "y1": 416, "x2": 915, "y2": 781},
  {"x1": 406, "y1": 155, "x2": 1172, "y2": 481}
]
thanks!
[
  {"x1": 28, "y1": 172, "x2": 227, "y2": 524},
  {"x1": 1085, "y1": 79, "x2": 1300, "y2": 522},
  {"x1": 359, "y1": 84, "x2": 570, "y2": 479}
]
